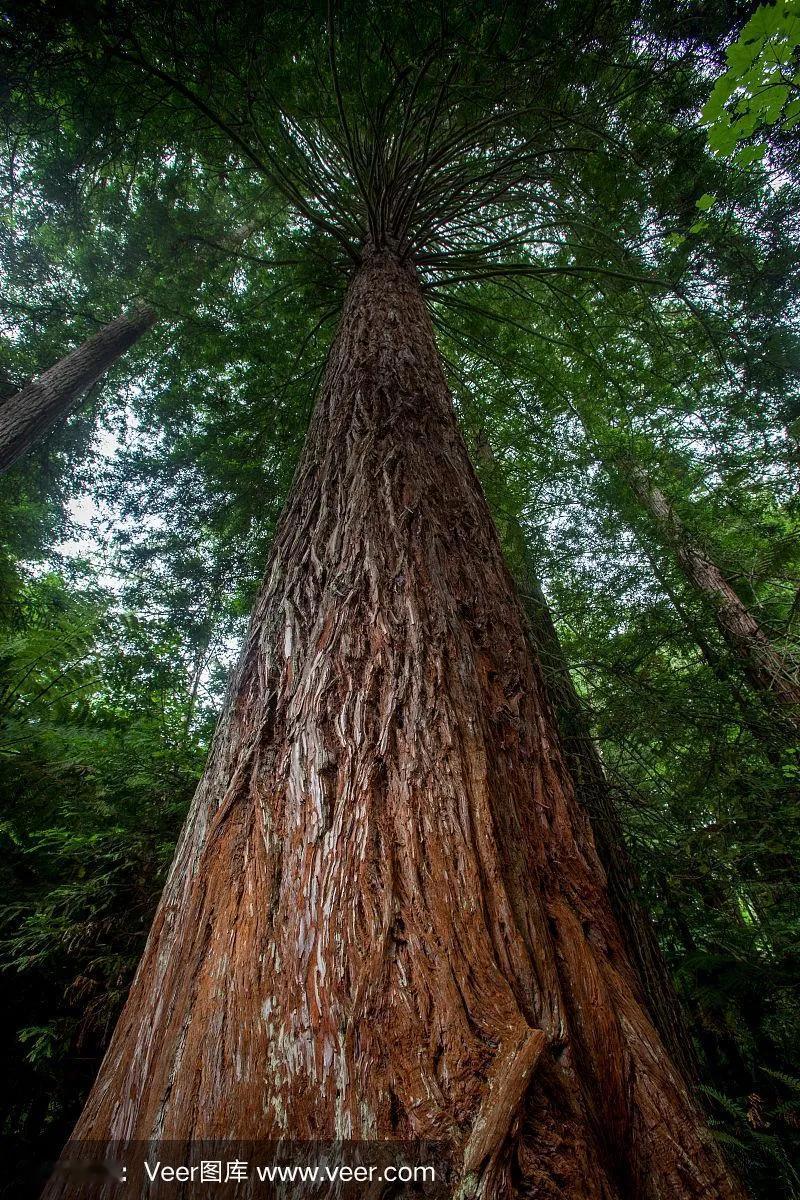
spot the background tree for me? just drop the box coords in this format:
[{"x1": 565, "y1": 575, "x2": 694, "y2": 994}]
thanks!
[{"x1": 0, "y1": 304, "x2": 158, "y2": 473}]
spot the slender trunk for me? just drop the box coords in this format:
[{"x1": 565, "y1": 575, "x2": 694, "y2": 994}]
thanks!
[
  {"x1": 49, "y1": 250, "x2": 742, "y2": 1199},
  {"x1": 639, "y1": 540, "x2": 787, "y2": 759},
  {"x1": 515, "y1": 550, "x2": 698, "y2": 1084},
  {"x1": 0, "y1": 304, "x2": 157, "y2": 473},
  {"x1": 623, "y1": 461, "x2": 800, "y2": 728}
]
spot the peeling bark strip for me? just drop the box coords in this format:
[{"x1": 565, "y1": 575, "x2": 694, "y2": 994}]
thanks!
[
  {"x1": 0, "y1": 304, "x2": 157, "y2": 473},
  {"x1": 459, "y1": 1024, "x2": 547, "y2": 1195},
  {"x1": 48, "y1": 250, "x2": 743, "y2": 1199},
  {"x1": 625, "y1": 463, "x2": 800, "y2": 727}
]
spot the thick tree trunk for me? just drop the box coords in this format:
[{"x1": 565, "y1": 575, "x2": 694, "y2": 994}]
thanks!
[
  {"x1": 48, "y1": 250, "x2": 742, "y2": 1199},
  {"x1": 0, "y1": 304, "x2": 157, "y2": 473},
  {"x1": 515, "y1": 552, "x2": 698, "y2": 1084},
  {"x1": 624, "y1": 462, "x2": 800, "y2": 727}
]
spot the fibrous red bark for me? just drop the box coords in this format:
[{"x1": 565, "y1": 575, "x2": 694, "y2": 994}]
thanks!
[
  {"x1": 47, "y1": 249, "x2": 743, "y2": 1199},
  {"x1": 0, "y1": 304, "x2": 157, "y2": 473}
]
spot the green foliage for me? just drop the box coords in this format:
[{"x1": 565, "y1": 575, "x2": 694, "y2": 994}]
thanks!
[
  {"x1": 0, "y1": 569, "x2": 215, "y2": 1195},
  {"x1": 703, "y1": 0, "x2": 800, "y2": 167}
]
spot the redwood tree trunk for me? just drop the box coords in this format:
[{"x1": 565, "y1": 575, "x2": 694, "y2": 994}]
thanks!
[
  {"x1": 49, "y1": 250, "x2": 742, "y2": 1199},
  {"x1": 624, "y1": 463, "x2": 800, "y2": 727},
  {"x1": 0, "y1": 304, "x2": 157, "y2": 473}
]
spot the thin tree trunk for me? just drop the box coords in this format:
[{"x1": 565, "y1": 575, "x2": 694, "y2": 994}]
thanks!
[
  {"x1": 0, "y1": 304, "x2": 157, "y2": 473},
  {"x1": 514, "y1": 549, "x2": 698, "y2": 1084},
  {"x1": 623, "y1": 461, "x2": 800, "y2": 727},
  {"x1": 48, "y1": 250, "x2": 742, "y2": 1199},
  {"x1": 638, "y1": 539, "x2": 787, "y2": 759}
]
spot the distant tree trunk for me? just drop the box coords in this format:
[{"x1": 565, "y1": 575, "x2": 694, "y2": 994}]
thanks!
[
  {"x1": 623, "y1": 461, "x2": 800, "y2": 727},
  {"x1": 637, "y1": 539, "x2": 786, "y2": 760},
  {"x1": 48, "y1": 249, "x2": 742, "y2": 1199},
  {"x1": 514, "y1": 548, "x2": 699, "y2": 1083},
  {"x1": 0, "y1": 304, "x2": 157, "y2": 473}
]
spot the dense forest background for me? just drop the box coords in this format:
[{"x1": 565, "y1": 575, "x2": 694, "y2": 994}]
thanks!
[{"x1": 0, "y1": 0, "x2": 799, "y2": 1196}]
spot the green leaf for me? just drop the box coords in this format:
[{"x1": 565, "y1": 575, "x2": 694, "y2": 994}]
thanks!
[
  {"x1": 708, "y1": 123, "x2": 740, "y2": 156},
  {"x1": 732, "y1": 144, "x2": 767, "y2": 166}
]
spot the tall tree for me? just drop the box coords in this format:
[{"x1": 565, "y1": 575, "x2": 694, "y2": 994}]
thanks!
[
  {"x1": 9, "y1": 0, "x2": 793, "y2": 1195},
  {"x1": 619, "y1": 457, "x2": 800, "y2": 725},
  {"x1": 0, "y1": 212, "x2": 267, "y2": 473},
  {"x1": 0, "y1": 305, "x2": 157, "y2": 474},
  {"x1": 559, "y1": 372, "x2": 800, "y2": 726},
  {"x1": 49, "y1": 241, "x2": 740, "y2": 1200}
]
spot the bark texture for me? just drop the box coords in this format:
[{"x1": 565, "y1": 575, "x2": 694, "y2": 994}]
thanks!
[
  {"x1": 49, "y1": 251, "x2": 743, "y2": 1199},
  {"x1": 0, "y1": 305, "x2": 157, "y2": 473},
  {"x1": 625, "y1": 464, "x2": 800, "y2": 728},
  {"x1": 516, "y1": 555, "x2": 698, "y2": 1084}
]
